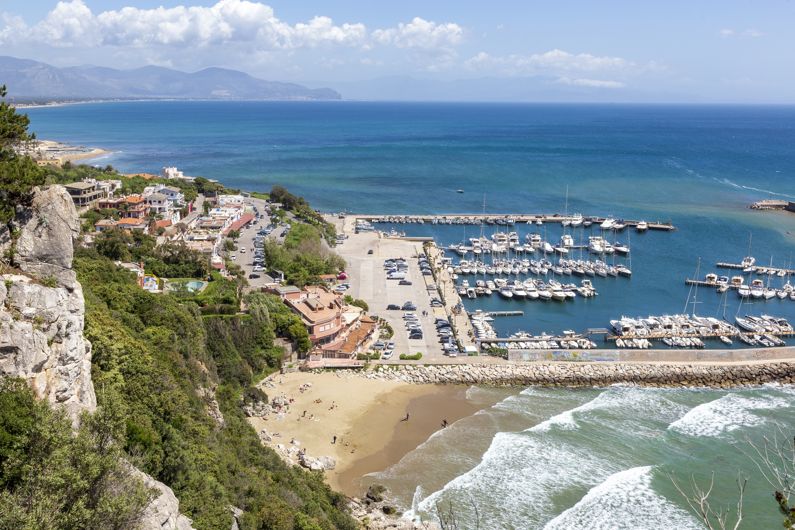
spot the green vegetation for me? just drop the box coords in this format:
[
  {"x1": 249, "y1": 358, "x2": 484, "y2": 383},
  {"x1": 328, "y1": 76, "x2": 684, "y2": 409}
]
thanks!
[
  {"x1": 75, "y1": 250, "x2": 354, "y2": 529},
  {"x1": 94, "y1": 229, "x2": 208, "y2": 278},
  {"x1": 343, "y1": 295, "x2": 369, "y2": 312},
  {"x1": 399, "y1": 352, "x2": 423, "y2": 361},
  {"x1": 265, "y1": 221, "x2": 345, "y2": 288},
  {"x1": 0, "y1": 85, "x2": 45, "y2": 225},
  {"x1": 269, "y1": 186, "x2": 336, "y2": 245},
  {"x1": 0, "y1": 378, "x2": 153, "y2": 529}
]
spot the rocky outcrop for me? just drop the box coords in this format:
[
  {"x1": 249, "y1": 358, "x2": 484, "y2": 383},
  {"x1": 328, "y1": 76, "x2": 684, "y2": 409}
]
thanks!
[
  {"x1": 133, "y1": 468, "x2": 195, "y2": 530},
  {"x1": 12, "y1": 185, "x2": 81, "y2": 290},
  {"x1": 0, "y1": 274, "x2": 96, "y2": 422},
  {"x1": 344, "y1": 361, "x2": 795, "y2": 388}
]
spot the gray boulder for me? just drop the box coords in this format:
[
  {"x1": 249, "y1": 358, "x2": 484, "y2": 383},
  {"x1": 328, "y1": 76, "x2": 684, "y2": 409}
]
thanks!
[{"x1": 13, "y1": 185, "x2": 80, "y2": 289}]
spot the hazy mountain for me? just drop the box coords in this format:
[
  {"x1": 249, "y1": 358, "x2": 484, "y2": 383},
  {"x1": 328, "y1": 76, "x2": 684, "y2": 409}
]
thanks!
[{"x1": 0, "y1": 56, "x2": 340, "y2": 101}]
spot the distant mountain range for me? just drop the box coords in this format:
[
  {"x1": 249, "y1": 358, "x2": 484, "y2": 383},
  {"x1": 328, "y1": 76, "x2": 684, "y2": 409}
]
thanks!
[{"x1": 0, "y1": 56, "x2": 340, "y2": 101}]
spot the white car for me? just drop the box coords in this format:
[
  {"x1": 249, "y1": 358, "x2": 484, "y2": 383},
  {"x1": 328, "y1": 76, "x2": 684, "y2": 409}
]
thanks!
[{"x1": 381, "y1": 350, "x2": 393, "y2": 360}]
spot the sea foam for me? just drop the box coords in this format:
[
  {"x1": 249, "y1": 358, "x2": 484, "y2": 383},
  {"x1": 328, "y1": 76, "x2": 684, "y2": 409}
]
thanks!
[
  {"x1": 668, "y1": 394, "x2": 790, "y2": 438},
  {"x1": 543, "y1": 466, "x2": 701, "y2": 530}
]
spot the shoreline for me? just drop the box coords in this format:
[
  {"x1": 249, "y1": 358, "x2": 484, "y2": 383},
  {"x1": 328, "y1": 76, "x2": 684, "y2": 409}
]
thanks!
[
  {"x1": 22, "y1": 139, "x2": 111, "y2": 165},
  {"x1": 247, "y1": 372, "x2": 491, "y2": 497}
]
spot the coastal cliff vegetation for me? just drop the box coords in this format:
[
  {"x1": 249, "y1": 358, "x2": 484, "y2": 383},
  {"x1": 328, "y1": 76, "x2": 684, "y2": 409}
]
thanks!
[{"x1": 0, "y1": 86, "x2": 355, "y2": 529}]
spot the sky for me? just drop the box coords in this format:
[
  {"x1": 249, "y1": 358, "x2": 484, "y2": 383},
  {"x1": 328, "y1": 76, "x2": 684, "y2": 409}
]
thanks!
[{"x1": 0, "y1": 0, "x2": 793, "y2": 102}]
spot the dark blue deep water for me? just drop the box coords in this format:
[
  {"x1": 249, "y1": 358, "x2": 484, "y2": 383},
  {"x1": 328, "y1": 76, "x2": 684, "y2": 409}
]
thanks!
[{"x1": 25, "y1": 101, "x2": 795, "y2": 336}]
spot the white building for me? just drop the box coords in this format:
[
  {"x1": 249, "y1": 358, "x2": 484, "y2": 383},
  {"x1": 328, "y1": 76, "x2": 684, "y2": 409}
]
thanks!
[
  {"x1": 217, "y1": 194, "x2": 246, "y2": 207},
  {"x1": 162, "y1": 166, "x2": 191, "y2": 180}
]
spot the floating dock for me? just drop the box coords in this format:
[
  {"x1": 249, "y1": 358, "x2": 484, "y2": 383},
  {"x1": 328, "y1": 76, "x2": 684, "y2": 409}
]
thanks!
[
  {"x1": 486, "y1": 310, "x2": 524, "y2": 317},
  {"x1": 354, "y1": 213, "x2": 675, "y2": 231},
  {"x1": 716, "y1": 262, "x2": 795, "y2": 276}
]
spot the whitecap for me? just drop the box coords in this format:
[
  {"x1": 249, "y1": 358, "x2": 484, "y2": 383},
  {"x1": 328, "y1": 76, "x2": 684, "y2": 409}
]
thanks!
[
  {"x1": 416, "y1": 431, "x2": 615, "y2": 528},
  {"x1": 530, "y1": 386, "x2": 687, "y2": 432},
  {"x1": 668, "y1": 394, "x2": 790, "y2": 438},
  {"x1": 543, "y1": 466, "x2": 701, "y2": 530}
]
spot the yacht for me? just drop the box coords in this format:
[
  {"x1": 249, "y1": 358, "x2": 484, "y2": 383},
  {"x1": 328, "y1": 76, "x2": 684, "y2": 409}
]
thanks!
[
  {"x1": 498, "y1": 286, "x2": 514, "y2": 299},
  {"x1": 588, "y1": 236, "x2": 606, "y2": 254},
  {"x1": 738, "y1": 284, "x2": 751, "y2": 298},
  {"x1": 614, "y1": 243, "x2": 630, "y2": 255},
  {"x1": 636, "y1": 221, "x2": 648, "y2": 232},
  {"x1": 561, "y1": 234, "x2": 575, "y2": 248},
  {"x1": 550, "y1": 284, "x2": 567, "y2": 301},
  {"x1": 750, "y1": 279, "x2": 765, "y2": 299},
  {"x1": 542, "y1": 241, "x2": 554, "y2": 254},
  {"x1": 570, "y1": 214, "x2": 584, "y2": 227},
  {"x1": 600, "y1": 218, "x2": 616, "y2": 230}
]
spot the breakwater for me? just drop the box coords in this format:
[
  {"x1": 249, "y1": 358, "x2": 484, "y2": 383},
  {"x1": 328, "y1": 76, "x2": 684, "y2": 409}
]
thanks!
[{"x1": 346, "y1": 361, "x2": 795, "y2": 388}]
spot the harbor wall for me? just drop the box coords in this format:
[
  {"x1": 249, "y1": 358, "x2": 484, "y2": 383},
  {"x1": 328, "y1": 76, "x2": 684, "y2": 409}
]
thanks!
[
  {"x1": 506, "y1": 347, "x2": 795, "y2": 363},
  {"x1": 351, "y1": 361, "x2": 795, "y2": 388}
]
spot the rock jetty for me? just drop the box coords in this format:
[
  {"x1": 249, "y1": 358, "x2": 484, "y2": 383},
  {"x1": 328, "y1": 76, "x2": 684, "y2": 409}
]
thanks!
[{"x1": 345, "y1": 361, "x2": 795, "y2": 388}]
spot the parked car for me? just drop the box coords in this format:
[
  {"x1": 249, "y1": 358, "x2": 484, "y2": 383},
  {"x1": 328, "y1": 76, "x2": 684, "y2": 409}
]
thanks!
[
  {"x1": 367, "y1": 249, "x2": 374, "y2": 255},
  {"x1": 398, "y1": 280, "x2": 413, "y2": 286},
  {"x1": 381, "y1": 350, "x2": 393, "y2": 360},
  {"x1": 386, "y1": 304, "x2": 401, "y2": 310},
  {"x1": 402, "y1": 302, "x2": 417, "y2": 311},
  {"x1": 248, "y1": 273, "x2": 260, "y2": 279}
]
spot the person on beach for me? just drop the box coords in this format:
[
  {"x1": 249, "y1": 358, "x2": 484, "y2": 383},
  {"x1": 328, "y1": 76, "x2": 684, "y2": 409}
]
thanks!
[
  {"x1": 332, "y1": 435, "x2": 337, "y2": 444},
  {"x1": 401, "y1": 412, "x2": 410, "y2": 422},
  {"x1": 441, "y1": 419, "x2": 448, "y2": 428}
]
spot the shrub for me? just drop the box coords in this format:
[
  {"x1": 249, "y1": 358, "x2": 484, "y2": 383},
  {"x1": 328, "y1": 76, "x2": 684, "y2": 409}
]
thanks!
[{"x1": 399, "y1": 352, "x2": 423, "y2": 361}]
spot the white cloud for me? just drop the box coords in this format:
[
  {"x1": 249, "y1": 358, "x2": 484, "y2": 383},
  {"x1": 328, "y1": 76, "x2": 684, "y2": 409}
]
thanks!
[
  {"x1": 465, "y1": 49, "x2": 633, "y2": 76},
  {"x1": 372, "y1": 17, "x2": 463, "y2": 50},
  {"x1": 1, "y1": 1, "x2": 461, "y2": 57},
  {"x1": 720, "y1": 28, "x2": 764, "y2": 38},
  {"x1": 557, "y1": 77, "x2": 625, "y2": 88}
]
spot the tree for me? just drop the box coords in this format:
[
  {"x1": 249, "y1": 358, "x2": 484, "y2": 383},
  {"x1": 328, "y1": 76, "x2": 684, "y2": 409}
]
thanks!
[
  {"x1": 0, "y1": 85, "x2": 45, "y2": 226},
  {"x1": 0, "y1": 379, "x2": 153, "y2": 529}
]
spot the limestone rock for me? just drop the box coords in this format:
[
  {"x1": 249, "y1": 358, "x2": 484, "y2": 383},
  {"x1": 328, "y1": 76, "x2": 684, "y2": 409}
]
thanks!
[
  {"x1": 0, "y1": 274, "x2": 96, "y2": 424},
  {"x1": 134, "y1": 468, "x2": 196, "y2": 530},
  {"x1": 13, "y1": 185, "x2": 80, "y2": 289}
]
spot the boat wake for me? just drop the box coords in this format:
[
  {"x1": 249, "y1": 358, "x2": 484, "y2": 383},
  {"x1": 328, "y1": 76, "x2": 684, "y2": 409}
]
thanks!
[
  {"x1": 543, "y1": 466, "x2": 701, "y2": 530},
  {"x1": 712, "y1": 177, "x2": 795, "y2": 199},
  {"x1": 667, "y1": 393, "x2": 790, "y2": 438}
]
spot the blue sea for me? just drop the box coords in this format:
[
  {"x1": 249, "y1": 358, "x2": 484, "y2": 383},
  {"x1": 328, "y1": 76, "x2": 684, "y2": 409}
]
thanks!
[{"x1": 25, "y1": 101, "x2": 795, "y2": 528}]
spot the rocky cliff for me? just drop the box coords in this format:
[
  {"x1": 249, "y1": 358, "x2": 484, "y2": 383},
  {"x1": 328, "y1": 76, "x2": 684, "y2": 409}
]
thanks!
[
  {"x1": 0, "y1": 185, "x2": 194, "y2": 530},
  {"x1": 0, "y1": 186, "x2": 94, "y2": 421}
]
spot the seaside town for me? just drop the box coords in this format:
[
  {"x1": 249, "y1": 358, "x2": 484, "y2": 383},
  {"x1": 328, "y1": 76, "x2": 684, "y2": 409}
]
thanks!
[{"x1": 4, "y1": 2, "x2": 795, "y2": 529}]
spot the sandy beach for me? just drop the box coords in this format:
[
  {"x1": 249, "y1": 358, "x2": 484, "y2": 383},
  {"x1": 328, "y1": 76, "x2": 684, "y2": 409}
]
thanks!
[
  {"x1": 248, "y1": 371, "x2": 486, "y2": 496},
  {"x1": 20, "y1": 139, "x2": 110, "y2": 164}
]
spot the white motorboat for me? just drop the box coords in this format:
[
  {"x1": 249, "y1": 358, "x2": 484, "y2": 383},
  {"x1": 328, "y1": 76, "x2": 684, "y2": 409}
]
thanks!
[
  {"x1": 600, "y1": 218, "x2": 615, "y2": 230},
  {"x1": 498, "y1": 287, "x2": 514, "y2": 299},
  {"x1": 636, "y1": 221, "x2": 648, "y2": 232}
]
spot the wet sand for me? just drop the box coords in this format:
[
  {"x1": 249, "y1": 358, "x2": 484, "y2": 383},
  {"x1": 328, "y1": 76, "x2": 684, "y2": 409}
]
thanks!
[{"x1": 248, "y1": 372, "x2": 485, "y2": 496}]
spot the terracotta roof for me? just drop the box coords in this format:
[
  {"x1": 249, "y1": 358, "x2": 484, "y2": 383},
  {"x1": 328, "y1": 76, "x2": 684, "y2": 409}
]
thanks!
[
  {"x1": 223, "y1": 213, "x2": 255, "y2": 235},
  {"x1": 125, "y1": 195, "x2": 145, "y2": 204},
  {"x1": 154, "y1": 220, "x2": 172, "y2": 229},
  {"x1": 118, "y1": 217, "x2": 147, "y2": 226}
]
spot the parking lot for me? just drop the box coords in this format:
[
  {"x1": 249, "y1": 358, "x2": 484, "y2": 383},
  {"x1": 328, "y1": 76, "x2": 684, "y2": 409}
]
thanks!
[
  {"x1": 333, "y1": 227, "x2": 447, "y2": 361},
  {"x1": 229, "y1": 197, "x2": 280, "y2": 289}
]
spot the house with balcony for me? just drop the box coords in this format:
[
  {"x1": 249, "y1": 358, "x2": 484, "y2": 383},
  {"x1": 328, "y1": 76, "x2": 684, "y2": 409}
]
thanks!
[
  {"x1": 65, "y1": 181, "x2": 105, "y2": 208},
  {"x1": 282, "y1": 286, "x2": 373, "y2": 359}
]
